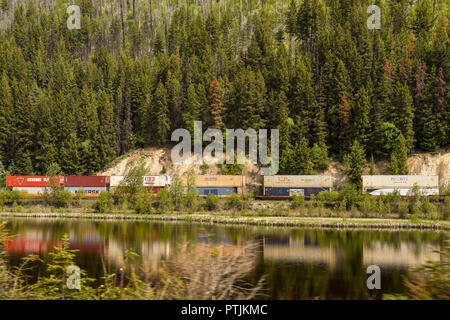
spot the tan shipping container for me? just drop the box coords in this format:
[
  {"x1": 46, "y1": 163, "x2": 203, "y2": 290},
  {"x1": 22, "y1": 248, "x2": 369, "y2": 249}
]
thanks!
[
  {"x1": 264, "y1": 175, "x2": 333, "y2": 188},
  {"x1": 362, "y1": 175, "x2": 439, "y2": 189}
]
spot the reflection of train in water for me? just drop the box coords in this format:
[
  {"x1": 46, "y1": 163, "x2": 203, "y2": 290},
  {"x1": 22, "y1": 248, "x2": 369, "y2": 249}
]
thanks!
[
  {"x1": 262, "y1": 236, "x2": 441, "y2": 269},
  {"x1": 5, "y1": 174, "x2": 444, "y2": 200}
]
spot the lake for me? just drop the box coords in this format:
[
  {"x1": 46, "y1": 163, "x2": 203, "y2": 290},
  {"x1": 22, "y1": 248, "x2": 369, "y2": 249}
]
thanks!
[{"x1": 1, "y1": 218, "x2": 447, "y2": 299}]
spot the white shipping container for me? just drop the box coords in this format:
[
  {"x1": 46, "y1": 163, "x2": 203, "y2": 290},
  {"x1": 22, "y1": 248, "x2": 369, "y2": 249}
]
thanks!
[
  {"x1": 110, "y1": 176, "x2": 170, "y2": 187},
  {"x1": 264, "y1": 175, "x2": 333, "y2": 188},
  {"x1": 110, "y1": 176, "x2": 125, "y2": 187},
  {"x1": 143, "y1": 176, "x2": 169, "y2": 187},
  {"x1": 362, "y1": 175, "x2": 439, "y2": 189},
  {"x1": 13, "y1": 187, "x2": 48, "y2": 195},
  {"x1": 367, "y1": 188, "x2": 439, "y2": 196}
]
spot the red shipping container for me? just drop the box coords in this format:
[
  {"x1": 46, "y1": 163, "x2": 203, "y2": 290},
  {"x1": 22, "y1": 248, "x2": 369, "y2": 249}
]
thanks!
[
  {"x1": 6, "y1": 176, "x2": 63, "y2": 187},
  {"x1": 64, "y1": 176, "x2": 109, "y2": 187}
]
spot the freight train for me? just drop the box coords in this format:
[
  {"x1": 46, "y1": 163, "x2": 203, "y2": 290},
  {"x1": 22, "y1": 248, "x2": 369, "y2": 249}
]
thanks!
[{"x1": 4, "y1": 174, "x2": 444, "y2": 199}]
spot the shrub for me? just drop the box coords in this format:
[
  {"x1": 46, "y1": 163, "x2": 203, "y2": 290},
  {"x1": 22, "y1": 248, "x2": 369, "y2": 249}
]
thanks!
[
  {"x1": 291, "y1": 194, "x2": 305, "y2": 209},
  {"x1": 205, "y1": 194, "x2": 219, "y2": 211},
  {"x1": 359, "y1": 194, "x2": 372, "y2": 216},
  {"x1": 316, "y1": 191, "x2": 339, "y2": 202},
  {"x1": 398, "y1": 201, "x2": 409, "y2": 218},
  {"x1": 376, "y1": 196, "x2": 390, "y2": 216},
  {"x1": 225, "y1": 193, "x2": 242, "y2": 210},
  {"x1": 184, "y1": 171, "x2": 197, "y2": 211},
  {"x1": 120, "y1": 157, "x2": 148, "y2": 199},
  {"x1": 169, "y1": 176, "x2": 185, "y2": 211},
  {"x1": 158, "y1": 188, "x2": 172, "y2": 213},
  {"x1": 95, "y1": 192, "x2": 114, "y2": 213},
  {"x1": 338, "y1": 184, "x2": 361, "y2": 209},
  {"x1": 11, "y1": 201, "x2": 23, "y2": 213},
  {"x1": 0, "y1": 190, "x2": 20, "y2": 205},
  {"x1": 52, "y1": 188, "x2": 73, "y2": 207},
  {"x1": 421, "y1": 198, "x2": 436, "y2": 215},
  {"x1": 443, "y1": 196, "x2": 450, "y2": 220},
  {"x1": 134, "y1": 191, "x2": 152, "y2": 214}
]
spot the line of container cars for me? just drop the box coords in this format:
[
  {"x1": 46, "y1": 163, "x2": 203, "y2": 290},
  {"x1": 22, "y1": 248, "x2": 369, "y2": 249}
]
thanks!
[{"x1": 5, "y1": 174, "x2": 442, "y2": 199}]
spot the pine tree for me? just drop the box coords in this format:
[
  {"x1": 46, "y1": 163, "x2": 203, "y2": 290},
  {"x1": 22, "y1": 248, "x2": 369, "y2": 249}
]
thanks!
[
  {"x1": 60, "y1": 132, "x2": 80, "y2": 175},
  {"x1": 311, "y1": 143, "x2": 330, "y2": 172},
  {"x1": 294, "y1": 138, "x2": 314, "y2": 175},
  {"x1": 343, "y1": 140, "x2": 366, "y2": 186},
  {"x1": 166, "y1": 70, "x2": 182, "y2": 130},
  {"x1": 391, "y1": 81, "x2": 415, "y2": 151},
  {"x1": 0, "y1": 72, "x2": 13, "y2": 165},
  {"x1": 206, "y1": 78, "x2": 224, "y2": 129},
  {"x1": 369, "y1": 154, "x2": 378, "y2": 175},
  {"x1": 183, "y1": 84, "x2": 203, "y2": 137},
  {"x1": 12, "y1": 80, "x2": 35, "y2": 174},
  {"x1": 352, "y1": 87, "x2": 371, "y2": 149},
  {"x1": 97, "y1": 91, "x2": 116, "y2": 166},
  {"x1": 388, "y1": 133, "x2": 409, "y2": 175},
  {"x1": 338, "y1": 93, "x2": 352, "y2": 150},
  {"x1": 154, "y1": 81, "x2": 170, "y2": 146},
  {"x1": 434, "y1": 67, "x2": 447, "y2": 147}
]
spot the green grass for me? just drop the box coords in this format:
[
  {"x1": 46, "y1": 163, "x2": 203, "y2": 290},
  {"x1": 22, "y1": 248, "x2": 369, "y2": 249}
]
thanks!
[{"x1": 1, "y1": 212, "x2": 448, "y2": 230}]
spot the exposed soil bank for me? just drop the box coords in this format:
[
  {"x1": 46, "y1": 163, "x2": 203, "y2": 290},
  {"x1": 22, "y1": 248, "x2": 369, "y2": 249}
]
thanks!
[
  {"x1": 98, "y1": 147, "x2": 450, "y2": 190},
  {"x1": 1, "y1": 212, "x2": 448, "y2": 231}
]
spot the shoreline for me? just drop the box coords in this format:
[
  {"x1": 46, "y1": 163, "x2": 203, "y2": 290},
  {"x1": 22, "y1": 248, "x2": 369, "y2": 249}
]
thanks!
[{"x1": 1, "y1": 212, "x2": 449, "y2": 231}]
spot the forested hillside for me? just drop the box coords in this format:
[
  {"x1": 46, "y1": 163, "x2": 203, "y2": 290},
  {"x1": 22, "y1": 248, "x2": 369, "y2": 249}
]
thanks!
[{"x1": 0, "y1": 0, "x2": 448, "y2": 176}]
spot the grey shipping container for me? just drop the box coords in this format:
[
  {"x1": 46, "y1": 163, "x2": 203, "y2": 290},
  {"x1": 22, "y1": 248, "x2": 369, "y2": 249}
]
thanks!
[
  {"x1": 196, "y1": 187, "x2": 237, "y2": 196},
  {"x1": 264, "y1": 187, "x2": 331, "y2": 197}
]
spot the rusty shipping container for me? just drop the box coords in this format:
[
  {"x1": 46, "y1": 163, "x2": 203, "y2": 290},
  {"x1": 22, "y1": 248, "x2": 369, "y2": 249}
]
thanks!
[
  {"x1": 7, "y1": 176, "x2": 64, "y2": 187},
  {"x1": 362, "y1": 175, "x2": 439, "y2": 196},
  {"x1": 264, "y1": 176, "x2": 332, "y2": 188},
  {"x1": 64, "y1": 176, "x2": 110, "y2": 187},
  {"x1": 182, "y1": 175, "x2": 245, "y2": 188}
]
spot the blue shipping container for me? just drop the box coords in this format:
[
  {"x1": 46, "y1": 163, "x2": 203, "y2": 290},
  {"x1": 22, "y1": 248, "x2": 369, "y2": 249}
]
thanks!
[
  {"x1": 197, "y1": 187, "x2": 237, "y2": 196},
  {"x1": 264, "y1": 187, "x2": 330, "y2": 197}
]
